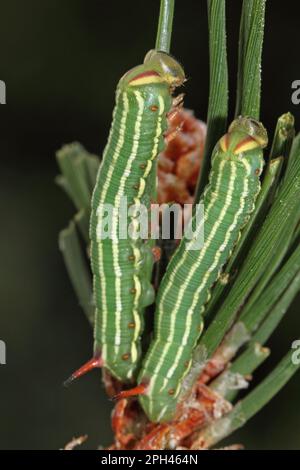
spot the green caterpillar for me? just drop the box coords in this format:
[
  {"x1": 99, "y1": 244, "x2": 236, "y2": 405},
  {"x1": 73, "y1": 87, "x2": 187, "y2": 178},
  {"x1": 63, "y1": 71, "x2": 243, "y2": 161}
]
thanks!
[
  {"x1": 118, "y1": 117, "x2": 268, "y2": 421},
  {"x1": 66, "y1": 50, "x2": 185, "y2": 384}
]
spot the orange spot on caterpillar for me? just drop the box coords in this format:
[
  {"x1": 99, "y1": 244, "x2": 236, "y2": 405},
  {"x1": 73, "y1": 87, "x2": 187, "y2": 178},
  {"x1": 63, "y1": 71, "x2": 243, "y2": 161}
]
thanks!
[
  {"x1": 122, "y1": 353, "x2": 130, "y2": 361},
  {"x1": 168, "y1": 389, "x2": 175, "y2": 396},
  {"x1": 150, "y1": 105, "x2": 159, "y2": 112},
  {"x1": 255, "y1": 168, "x2": 261, "y2": 175},
  {"x1": 128, "y1": 322, "x2": 135, "y2": 329},
  {"x1": 130, "y1": 288, "x2": 137, "y2": 294}
]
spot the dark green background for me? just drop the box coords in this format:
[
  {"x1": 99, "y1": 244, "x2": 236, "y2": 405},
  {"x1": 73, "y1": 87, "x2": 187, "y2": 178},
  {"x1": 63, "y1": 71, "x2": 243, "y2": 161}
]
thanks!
[{"x1": 0, "y1": 0, "x2": 299, "y2": 449}]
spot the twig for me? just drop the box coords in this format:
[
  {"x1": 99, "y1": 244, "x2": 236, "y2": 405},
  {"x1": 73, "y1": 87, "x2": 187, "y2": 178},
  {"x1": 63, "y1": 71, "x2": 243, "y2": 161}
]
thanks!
[{"x1": 63, "y1": 435, "x2": 88, "y2": 450}]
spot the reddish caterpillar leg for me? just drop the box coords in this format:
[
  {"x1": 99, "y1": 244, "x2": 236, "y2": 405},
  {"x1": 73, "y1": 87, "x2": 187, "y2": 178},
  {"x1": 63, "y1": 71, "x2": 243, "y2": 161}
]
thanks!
[
  {"x1": 164, "y1": 97, "x2": 185, "y2": 144},
  {"x1": 63, "y1": 353, "x2": 103, "y2": 387}
]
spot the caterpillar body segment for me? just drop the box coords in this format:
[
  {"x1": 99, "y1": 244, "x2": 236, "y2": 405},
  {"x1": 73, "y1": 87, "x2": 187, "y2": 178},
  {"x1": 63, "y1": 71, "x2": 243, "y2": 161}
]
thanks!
[
  {"x1": 134, "y1": 116, "x2": 268, "y2": 421},
  {"x1": 89, "y1": 50, "x2": 185, "y2": 382}
]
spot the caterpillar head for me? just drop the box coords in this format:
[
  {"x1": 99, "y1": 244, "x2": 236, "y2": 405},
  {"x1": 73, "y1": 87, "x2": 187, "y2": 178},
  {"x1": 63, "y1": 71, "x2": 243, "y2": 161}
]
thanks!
[
  {"x1": 120, "y1": 49, "x2": 185, "y2": 89},
  {"x1": 220, "y1": 116, "x2": 268, "y2": 155}
]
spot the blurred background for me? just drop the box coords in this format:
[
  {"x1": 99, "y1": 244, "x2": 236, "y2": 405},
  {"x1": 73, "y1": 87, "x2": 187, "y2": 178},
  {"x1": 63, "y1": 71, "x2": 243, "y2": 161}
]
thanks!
[{"x1": 0, "y1": 0, "x2": 299, "y2": 450}]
